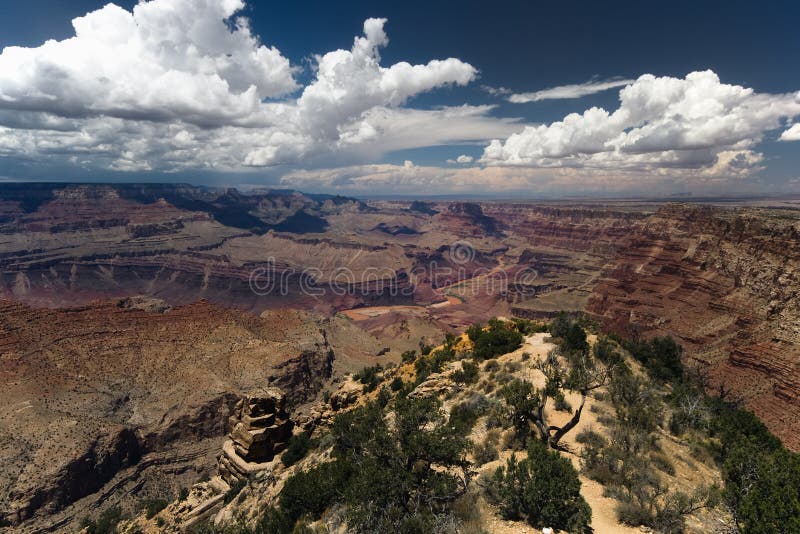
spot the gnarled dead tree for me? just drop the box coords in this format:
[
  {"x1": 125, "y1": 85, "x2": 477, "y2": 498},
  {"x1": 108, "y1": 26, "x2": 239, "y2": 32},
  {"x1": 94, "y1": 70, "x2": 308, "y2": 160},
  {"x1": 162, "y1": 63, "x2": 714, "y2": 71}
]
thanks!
[{"x1": 502, "y1": 343, "x2": 611, "y2": 450}]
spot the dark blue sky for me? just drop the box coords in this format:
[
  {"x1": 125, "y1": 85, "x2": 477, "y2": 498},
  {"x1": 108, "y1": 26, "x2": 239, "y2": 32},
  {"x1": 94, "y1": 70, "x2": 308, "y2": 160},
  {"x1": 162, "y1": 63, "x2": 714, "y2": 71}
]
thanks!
[{"x1": 0, "y1": 0, "x2": 798, "y2": 195}]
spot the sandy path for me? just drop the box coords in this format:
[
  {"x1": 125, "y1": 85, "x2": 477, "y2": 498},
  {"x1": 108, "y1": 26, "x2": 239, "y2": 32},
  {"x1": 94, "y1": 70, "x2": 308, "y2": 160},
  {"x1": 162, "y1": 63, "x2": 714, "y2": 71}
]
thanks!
[{"x1": 495, "y1": 334, "x2": 641, "y2": 534}]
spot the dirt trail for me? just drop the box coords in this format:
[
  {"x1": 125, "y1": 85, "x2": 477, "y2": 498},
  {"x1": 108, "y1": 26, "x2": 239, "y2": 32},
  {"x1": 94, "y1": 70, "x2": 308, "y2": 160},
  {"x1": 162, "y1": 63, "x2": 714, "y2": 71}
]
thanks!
[{"x1": 498, "y1": 334, "x2": 642, "y2": 534}]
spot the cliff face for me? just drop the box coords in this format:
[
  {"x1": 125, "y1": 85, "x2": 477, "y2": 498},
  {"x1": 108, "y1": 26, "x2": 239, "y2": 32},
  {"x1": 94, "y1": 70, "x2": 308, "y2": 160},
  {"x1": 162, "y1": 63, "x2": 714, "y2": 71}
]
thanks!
[
  {"x1": 0, "y1": 299, "x2": 389, "y2": 531},
  {"x1": 0, "y1": 184, "x2": 403, "y2": 312},
  {"x1": 588, "y1": 204, "x2": 800, "y2": 449}
]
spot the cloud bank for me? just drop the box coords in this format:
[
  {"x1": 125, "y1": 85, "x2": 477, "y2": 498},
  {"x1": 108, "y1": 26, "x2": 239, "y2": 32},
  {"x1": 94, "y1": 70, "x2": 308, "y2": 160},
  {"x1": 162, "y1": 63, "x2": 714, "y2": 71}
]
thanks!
[
  {"x1": 483, "y1": 71, "x2": 800, "y2": 178},
  {"x1": 0, "y1": 2, "x2": 798, "y2": 193},
  {"x1": 0, "y1": 1, "x2": 513, "y2": 172}
]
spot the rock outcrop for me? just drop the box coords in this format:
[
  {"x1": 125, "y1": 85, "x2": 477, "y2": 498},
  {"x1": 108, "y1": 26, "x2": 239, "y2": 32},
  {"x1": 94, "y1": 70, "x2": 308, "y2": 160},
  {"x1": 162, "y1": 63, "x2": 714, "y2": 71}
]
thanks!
[{"x1": 218, "y1": 389, "x2": 294, "y2": 485}]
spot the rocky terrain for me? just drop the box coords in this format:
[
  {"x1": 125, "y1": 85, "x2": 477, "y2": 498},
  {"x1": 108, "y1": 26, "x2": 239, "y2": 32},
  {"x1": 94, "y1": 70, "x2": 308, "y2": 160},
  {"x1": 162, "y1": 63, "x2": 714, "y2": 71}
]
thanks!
[
  {"x1": 2, "y1": 183, "x2": 800, "y2": 530},
  {"x1": 588, "y1": 204, "x2": 800, "y2": 450},
  {"x1": 0, "y1": 297, "x2": 404, "y2": 531},
  {"x1": 118, "y1": 327, "x2": 729, "y2": 534}
]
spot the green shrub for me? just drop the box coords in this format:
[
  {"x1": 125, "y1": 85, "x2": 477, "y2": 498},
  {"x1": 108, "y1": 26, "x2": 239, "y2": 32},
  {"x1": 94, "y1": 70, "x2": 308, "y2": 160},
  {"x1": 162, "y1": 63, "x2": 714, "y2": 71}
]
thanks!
[
  {"x1": 255, "y1": 506, "x2": 294, "y2": 534},
  {"x1": 470, "y1": 319, "x2": 523, "y2": 360},
  {"x1": 473, "y1": 431, "x2": 500, "y2": 465},
  {"x1": 499, "y1": 379, "x2": 538, "y2": 440},
  {"x1": 282, "y1": 432, "x2": 314, "y2": 467},
  {"x1": 401, "y1": 350, "x2": 417, "y2": 363},
  {"x1": 621, "y1": 336, "x2": 683, "y2": 382},
  {"x1": 80, "y1": 507, "x2": 123, "y2": 534},
  {"x1": 593, "y1": 336, "x2": 623, "y2": 365},
  {"x1": 414, "y1": 345, "x2": 455, "y2": 383},
  {"x1": 452, "y1": 360, "x2": 479, "y2": 384},
  {"x1": 723, "y1": 442, "x2": 800, "y2": 533},
  {"x1": 650, "y1": 452, "x2": 676, "y2": 476},
  {"x1": 140, "y1": 498, "x2": 168, "y2": 519},
  {"x1": 332, "y1": 397, "x2": 471, "y2": 532},
  {"x1": 576, "y1": 428, "x2": 606, "y2": 448},
  {"x1": 554, "y1": 394, "x2": 572, "y2": 413},
  {"x1": 353, "y1": 364, "x2": 383, "y2": 392},
  {"x1": 450, "y1": 394, "x2": 489, "y2": 434},
  {"x1": 390, "y1": 376, "x2": 404, "y2": 391},
  {"x1": 279, "y1": 461, "x2": 351, "y2": 523},
  {"x1": 490, "y1": 441, "x2": 592, "y2": 532},
  {"x1": 484, "y1": 401, "x2": 508, "y2": 430},
  {"x1": 550, "y1": 312, "x2": 572, "y2": 339},
  {"x1": 562, "y1": 323, "x2": 589, "y2": 353},
  {"x1": 483, "y1": 359, "x2": 500, "y2": 372},
  {"x1": 376, "y1": 386, "x2": 391, "y2": 407}
]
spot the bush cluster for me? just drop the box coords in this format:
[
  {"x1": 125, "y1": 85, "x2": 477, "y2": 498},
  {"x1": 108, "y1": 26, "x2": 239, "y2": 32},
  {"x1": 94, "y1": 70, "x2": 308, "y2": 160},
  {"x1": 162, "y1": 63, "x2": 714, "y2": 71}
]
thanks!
[
  {"x1": 259, "y1": 396, "x2": 471, "y2": 533},
  {"x1": 488, "y1": 440, "x2": 591, "y2": 532},
  {"x1": 352, "y1": 364, "x2": 383, "y2": 392},
  {"x1": 467, "y1": 318, "x2": 523, "y2": 360},
  {"x1": 281, "y1": 432, "x2": 315, "y2": 467}
]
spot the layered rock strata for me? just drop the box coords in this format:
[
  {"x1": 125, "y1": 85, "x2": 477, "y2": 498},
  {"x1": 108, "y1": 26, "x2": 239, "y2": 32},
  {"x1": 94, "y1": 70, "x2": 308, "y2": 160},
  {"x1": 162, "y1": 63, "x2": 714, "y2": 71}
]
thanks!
[{"x1": 218, "y1": 389, "x2": 294, "y2": 485}]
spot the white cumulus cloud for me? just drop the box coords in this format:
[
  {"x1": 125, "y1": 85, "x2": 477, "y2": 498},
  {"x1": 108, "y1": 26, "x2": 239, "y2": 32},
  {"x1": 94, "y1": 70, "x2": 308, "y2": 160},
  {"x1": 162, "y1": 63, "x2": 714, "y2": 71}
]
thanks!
[
  {"x1": 0, "y1": 0, "x2": 297, "y2": 126},
  {"x1": 780, "y1": 123, "x2": 800, "y2": 141},
  {"x1": 0, "y1": 3, "x2": 495, "y2": 172},
  {"x1": 447, "y1": 154, "x2": 474, "y2": 164},
  {"x1": 482, "y1": 70, "x2": 800, "y2": 178}
]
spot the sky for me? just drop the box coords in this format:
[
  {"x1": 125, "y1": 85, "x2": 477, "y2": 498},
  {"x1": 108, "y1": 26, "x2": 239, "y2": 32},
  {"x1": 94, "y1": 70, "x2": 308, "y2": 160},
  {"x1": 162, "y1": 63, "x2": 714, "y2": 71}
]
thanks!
[{"x1": 0, "y1": 0, "x2": 798, "y2": 197}]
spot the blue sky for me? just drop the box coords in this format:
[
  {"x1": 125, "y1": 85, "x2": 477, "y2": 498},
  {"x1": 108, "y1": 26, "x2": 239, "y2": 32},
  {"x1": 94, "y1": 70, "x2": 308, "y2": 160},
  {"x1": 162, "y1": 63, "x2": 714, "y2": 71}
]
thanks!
[{"x1": 0, "y1": 0, "x2": 798, "y2": 196}]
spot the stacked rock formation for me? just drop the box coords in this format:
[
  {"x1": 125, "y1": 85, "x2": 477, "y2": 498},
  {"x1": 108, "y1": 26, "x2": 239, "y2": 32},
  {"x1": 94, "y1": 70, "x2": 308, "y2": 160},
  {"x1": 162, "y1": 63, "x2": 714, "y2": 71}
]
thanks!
[{"x1": 218, "y1": 388, "x2": 293, "y2": 485}]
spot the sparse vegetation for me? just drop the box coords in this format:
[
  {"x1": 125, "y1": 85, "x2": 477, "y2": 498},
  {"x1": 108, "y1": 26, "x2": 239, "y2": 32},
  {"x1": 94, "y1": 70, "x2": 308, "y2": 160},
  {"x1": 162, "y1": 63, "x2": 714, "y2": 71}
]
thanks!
[
  {"x1": 452, "y1": 359, "x2": 479, "y2": 384},
  {"x1": 224, "y1": 478, "x2": 247, "y2": 504},
  {"x1": 499, "y1": 318, "x2": 610, "y2": 449},
  {"x1": 389, "y1": 376, "x2": 404, "y2": 391},
  {"x1": 140, "y1": 316, "x2": 800, "y2": 534},
  {"x1": 401, "y1": 349, "x2": 417, "y2": 363},
  {"x1": 140, "y1": 498, "x2": 168, "y2": 519},
  {"x1": 261, "y1": 395, "x2": 471, "y2": 533},
  {"x1": 80, "y1": 507, "x2": 123, "y2": 534},
  {"x1": 352, "y1": 364, "x2": 383, "y2": 392},
  {"x1": 472, "y1": 430, "x2": 500, "y2": 465}
]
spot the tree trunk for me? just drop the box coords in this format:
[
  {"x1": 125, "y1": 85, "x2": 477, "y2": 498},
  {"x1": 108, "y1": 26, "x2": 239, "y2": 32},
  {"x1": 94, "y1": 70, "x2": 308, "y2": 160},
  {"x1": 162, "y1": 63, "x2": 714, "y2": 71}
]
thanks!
[{"x1": 549, "y1": 392, "x2": 587, "y2": 449}]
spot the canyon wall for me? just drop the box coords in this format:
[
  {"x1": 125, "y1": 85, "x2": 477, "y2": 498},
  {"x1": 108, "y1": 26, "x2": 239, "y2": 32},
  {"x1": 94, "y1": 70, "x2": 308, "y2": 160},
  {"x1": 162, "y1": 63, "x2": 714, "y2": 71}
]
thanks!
[
  {"x1": 588, "y1": 204, "x2": 800, "y2": 449},
  {"x1": 0, "y1": 299, "x2": 388, "y2": 531}
]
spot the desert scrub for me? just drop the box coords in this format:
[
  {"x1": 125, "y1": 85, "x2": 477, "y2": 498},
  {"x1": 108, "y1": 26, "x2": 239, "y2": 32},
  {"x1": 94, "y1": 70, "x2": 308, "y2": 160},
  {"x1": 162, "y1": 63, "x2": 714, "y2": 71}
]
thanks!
[
  {"x1": 282, "y1": 431, "x2": 315, "y2": 467},
  {"x1": 488, "y1": 440, "x2": 591, "y2": 532},
  {"x1": 472, "y1": 430, "x2": 500, "y2": 465},
  {"x1": 352, "y1": 364, "x2": 383, "y2": 393},
  {"x1": 483, "y1": 359, "x2": 500, "y2": 372},
  {"x1": 452, "y1": 359, "x2": 479, "y2": 384}
]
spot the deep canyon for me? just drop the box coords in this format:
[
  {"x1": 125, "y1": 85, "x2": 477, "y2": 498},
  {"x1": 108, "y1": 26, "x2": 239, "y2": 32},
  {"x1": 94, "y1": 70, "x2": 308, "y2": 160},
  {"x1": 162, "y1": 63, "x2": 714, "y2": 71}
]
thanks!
[{"x1": 1, "y1": 184, "x2": 799, "y2": 531}]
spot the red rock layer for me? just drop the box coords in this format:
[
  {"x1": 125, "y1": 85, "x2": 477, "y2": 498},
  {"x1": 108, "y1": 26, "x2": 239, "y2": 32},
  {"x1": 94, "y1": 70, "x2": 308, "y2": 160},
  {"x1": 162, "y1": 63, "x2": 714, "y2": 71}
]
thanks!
[{"x1": 588, "y1": 205, "x2": 800, "y2": 449}]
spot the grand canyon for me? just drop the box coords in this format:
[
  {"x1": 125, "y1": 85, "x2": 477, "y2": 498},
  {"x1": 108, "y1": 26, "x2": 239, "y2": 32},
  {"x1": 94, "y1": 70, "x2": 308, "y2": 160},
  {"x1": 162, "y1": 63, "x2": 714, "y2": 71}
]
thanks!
[
  {"x1": 2, "y1": 1, "x2": 800, "y2": 532},
  {"x1": 1, "y1": 183, "x2": 799, "y2": 532}
]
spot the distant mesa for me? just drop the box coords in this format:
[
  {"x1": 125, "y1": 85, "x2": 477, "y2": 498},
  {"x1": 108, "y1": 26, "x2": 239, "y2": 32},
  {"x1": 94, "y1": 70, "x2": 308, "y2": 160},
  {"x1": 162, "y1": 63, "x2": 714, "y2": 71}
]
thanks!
[
  {"x1": 372, "y1": 222, "x2": 420, "y2": 235},
  {"x1": 442, "y1": 202, "x2": 502, "y2": 236},
  {"x1": 408, "y1": 200, "x2": 438, "y2": 215},
  {"x1": 269, "y1": 210, "x2": 329, "y2": 234}
]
